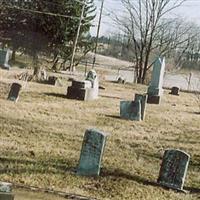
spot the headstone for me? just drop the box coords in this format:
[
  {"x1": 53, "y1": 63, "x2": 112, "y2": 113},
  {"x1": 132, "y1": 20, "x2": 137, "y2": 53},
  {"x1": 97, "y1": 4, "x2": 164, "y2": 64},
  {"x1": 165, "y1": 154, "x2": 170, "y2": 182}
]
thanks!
[
  {"x1": 135, "y1": 94, "x2": 147, "y2": 120},
  {"x1": 7, "y1": 83, "x2": 22, "y2": 102},
  {"x1": 157, "y1": 149, "x2": 190, "y2": 191},
  {"x1": 117, "y1": 76, "x2": 126, "y2": 84},
  {"x1": 77, "y1": 129, "x2": 108, "y2": 176},
  {"x1": 120, "y1": 101, "x2": 141, "y2": 121},
  {"x1": 47, "y1": 76, "x2": 57, "y2": 85},
  {"x1": 0, "y1": 49, "x2": 10, "y2": 69},
  {"x1": 85, "y1": 70, "x2": 99, "y2": 99},
  {"x1": 0, "y1": 182, "x2": 14, "y2": 200},
  {"x1": 47, "y1": 76, "x2": 62, "y2": 86},
  {"x1": 40, "y1": 69, "x2": 48, "y2": 81},
  {"x1": 147, "y1": 57, "x2": 165, "y2": 104},
  {"x1": 66, "y1": 70, "x2": 99, "y2": 101},
  {"x1": 169, "y1": 87, "x2": 180, "y2": 96}
]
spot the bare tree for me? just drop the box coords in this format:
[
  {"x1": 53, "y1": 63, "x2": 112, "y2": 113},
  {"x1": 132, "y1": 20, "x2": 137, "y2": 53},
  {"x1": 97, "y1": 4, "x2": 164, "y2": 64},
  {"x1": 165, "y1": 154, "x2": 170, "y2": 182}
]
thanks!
[{"x1": 113, "y1": 0, "x2": 186, "y2": 83}]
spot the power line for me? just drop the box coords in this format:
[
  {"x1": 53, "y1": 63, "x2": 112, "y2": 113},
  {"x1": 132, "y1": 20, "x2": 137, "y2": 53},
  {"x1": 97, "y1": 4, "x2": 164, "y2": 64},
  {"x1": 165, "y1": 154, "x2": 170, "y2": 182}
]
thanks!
[{"x1": 3, "y1": 5, "x2": 82, "y2": 19}]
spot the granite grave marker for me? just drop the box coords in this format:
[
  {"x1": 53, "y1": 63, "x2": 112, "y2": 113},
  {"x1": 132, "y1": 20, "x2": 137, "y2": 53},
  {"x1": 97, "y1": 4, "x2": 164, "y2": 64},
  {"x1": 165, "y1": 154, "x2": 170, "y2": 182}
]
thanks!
[
  {"x1": 7, "y1": 83, "x2": 22, "y2": 102},
  {"x1": 77, "y1": 129, "x2": 107, "y2": 176},
  {"x1": 67, "y1": 70, "x2": 99, "y2": 101},
  {"x1": 157, "y1": 149, "x2": 190, "y2": 191},
  {"x1": 134, "y1": 93, "x2": 147, "y2": 120},
  {"x1": 147, "y1": 57, "x2": 165, "y2": 104},
  {"x1": 120, "y1": 101, "x2": 141, "y2": 121}
]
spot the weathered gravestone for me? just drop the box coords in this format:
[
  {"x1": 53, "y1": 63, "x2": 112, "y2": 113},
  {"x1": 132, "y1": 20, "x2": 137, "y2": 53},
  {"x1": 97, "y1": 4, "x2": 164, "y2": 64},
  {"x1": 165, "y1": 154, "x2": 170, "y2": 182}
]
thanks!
[
  {"x1": 169, "y1": 86, "x2": 180, "y2": 96},
  {"x1": 0, "y1": 49, "x2": 10, "y2": 70},
  {"x1": 46, "y1": 76, "x2": 60, "y2": 86},
  {"x1": 120, "y1": 101, "x2": 141, "y2": 121},
  {"x1": 157, "y1": 149, "x2": 190, "y2": 191},
  {"x1": 147, "y1": 57, "x2": 165, "y2": 104},
  {"x1": 135, "y1": 93, "x2": 147, "y2": 120},
  {"x1": 77, "y1": 129, "x2": 108, "y2": 176},
  {"x1": 7, "y1": 83, "x2": 22, "y2": 102},
  {"x1": 0, "y1": 182, "x2": 14, "y2": 200},
  {"x1": 66, "y1": 70, "x2": 99, "y2": 101}
]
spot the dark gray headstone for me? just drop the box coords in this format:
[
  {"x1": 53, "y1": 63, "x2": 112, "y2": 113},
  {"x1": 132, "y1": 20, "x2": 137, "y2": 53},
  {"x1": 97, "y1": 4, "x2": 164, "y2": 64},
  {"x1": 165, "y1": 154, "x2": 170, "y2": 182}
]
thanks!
[
  {"x1": 77, "y1": 129, "x2": 107, "y2": 176},
  {"x1": 120, "y1": 101, "x2": 141, "y2": 121},
  {"x1": 47, "y1": 76, "x2": 57, "y2": 85},
  {"x1": 169, "y1": 87, "x2": 180, "y2": 96},
  {"x1": 135, "y1": 94, "x2": 147, "y2": 120},
  {"x1": 157, "y1": 149, "x2": 190, "y2": 191},
  {"x1": 66, "y1": 79, "x2": 98, "y2": 101},
  {"x1": 66, "y1": 86, "x2": 88, "y2": 101},
  {"x1": 147, "y1": 95, "x2": 160, "y2": 104},
  {"x1": 7, "y1": 83, "x2": 22, "y2": 102},
  {"x1": 72, "y1": 80, "x2": 91, "y2": 89}
]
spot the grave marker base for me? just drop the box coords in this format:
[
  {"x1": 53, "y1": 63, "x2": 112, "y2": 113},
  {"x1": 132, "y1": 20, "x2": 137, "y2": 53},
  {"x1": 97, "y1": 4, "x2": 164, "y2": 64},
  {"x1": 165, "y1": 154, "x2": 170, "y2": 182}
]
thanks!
[
  {"x1": 147, "y1": 95, "x2": 160, "y2": 104},
  {"x1": 0, "y1": 192, "x2": 14, "y2": 200}
]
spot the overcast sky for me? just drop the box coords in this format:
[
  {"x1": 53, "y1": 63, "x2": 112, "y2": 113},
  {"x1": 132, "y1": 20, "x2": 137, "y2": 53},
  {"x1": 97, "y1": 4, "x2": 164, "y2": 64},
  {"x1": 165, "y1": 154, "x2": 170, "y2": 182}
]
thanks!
[{"x1": 90, "y1": 0, "x2": 200, "y2": 36}]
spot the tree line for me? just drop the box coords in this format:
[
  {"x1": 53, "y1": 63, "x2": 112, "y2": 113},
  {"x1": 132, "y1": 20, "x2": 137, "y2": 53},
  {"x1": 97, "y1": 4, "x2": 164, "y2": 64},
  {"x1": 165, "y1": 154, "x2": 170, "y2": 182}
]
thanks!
[{"x1": 97, "y1": 0, "x2": 200, "y2": 83}]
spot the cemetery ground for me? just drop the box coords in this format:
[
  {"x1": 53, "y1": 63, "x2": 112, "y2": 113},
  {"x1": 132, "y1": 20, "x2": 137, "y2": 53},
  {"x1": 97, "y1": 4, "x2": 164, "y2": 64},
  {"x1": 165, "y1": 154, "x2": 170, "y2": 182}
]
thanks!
[{"x1": 0, "y1": 67, "x2": 200, "y2": 200}]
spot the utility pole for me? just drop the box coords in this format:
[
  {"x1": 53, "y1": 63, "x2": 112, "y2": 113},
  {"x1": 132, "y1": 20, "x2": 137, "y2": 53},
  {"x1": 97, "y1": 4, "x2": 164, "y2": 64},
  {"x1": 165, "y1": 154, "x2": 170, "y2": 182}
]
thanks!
[
  {"x1": 69, "y1": 0, "x2": 86, "y2": 72},
  {"x1": 92, "y1": 0, "x2": 105, "y2": 69}
]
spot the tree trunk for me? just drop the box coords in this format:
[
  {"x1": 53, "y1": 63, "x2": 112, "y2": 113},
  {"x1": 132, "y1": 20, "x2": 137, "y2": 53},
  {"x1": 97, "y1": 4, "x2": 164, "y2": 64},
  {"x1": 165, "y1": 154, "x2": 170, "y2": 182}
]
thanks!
[
  {"x1": 33, "y1": 53, "x2": 41, "y2": 80},
  {"x1": 11, "y1": 49, "x2": 16, "y2": 62}
]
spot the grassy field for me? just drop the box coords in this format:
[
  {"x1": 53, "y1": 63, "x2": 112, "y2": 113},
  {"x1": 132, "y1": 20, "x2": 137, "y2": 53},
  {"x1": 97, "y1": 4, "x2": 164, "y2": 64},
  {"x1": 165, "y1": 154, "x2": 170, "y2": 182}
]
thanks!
[{"x1": 0, "y1": 67, "x2": 200, "y2": 200}]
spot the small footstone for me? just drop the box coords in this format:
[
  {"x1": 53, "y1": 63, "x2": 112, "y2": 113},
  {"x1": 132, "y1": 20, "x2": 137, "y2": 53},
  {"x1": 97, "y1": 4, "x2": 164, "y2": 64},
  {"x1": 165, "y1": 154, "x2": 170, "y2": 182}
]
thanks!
[
  {"x1": 77, "y1": 129, "x2": 108, "y2": 176},
  {"x1": 169, "y1": 87, "x2": 180, "y2": 96},
  {"x1": 157, "y1": 149, "x2": 190, "y2": 192}
]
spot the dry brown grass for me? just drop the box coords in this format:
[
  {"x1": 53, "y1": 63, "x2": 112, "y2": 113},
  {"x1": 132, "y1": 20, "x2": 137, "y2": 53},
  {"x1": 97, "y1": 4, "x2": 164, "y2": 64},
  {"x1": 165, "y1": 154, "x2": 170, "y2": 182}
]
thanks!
[{"x1": 0, "y1": 67, "x2": 200, "y2": 200}]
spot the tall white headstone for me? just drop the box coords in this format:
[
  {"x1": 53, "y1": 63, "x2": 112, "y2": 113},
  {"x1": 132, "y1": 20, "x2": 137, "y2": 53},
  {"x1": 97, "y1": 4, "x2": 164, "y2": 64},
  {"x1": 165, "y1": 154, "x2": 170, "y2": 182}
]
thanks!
[{"x1": 147, "y1": 57, "x2": 165, "y2": 104}]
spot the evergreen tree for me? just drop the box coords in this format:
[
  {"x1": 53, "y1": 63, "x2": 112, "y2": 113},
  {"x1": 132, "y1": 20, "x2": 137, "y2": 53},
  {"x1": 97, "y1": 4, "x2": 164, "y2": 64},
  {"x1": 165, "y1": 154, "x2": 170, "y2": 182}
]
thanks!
[{"x1": 0, "y1": 0, "x2": 96, "y2": 75}]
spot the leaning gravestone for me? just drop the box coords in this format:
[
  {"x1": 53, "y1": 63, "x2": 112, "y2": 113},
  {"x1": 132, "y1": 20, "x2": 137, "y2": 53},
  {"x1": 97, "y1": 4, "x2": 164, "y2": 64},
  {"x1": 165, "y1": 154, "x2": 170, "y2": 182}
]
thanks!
[
  {"x1": 147, "y1": 57, "x2": 165, "y2": 104},
  {"x1": 77, "y1": 129, "x2": 108, "y2": 176},
  {"x1": 135, "y1": 94, "x2": 147, "y2": 120},
  {"x1": 0, "y1": 182, "x2": 14, "y2": 200},
  {"x1": 7, "y1": 83, "x2": 22, "y2": 102},
  {"x1": 66, "y1": 70, "x2": 99, "y2": 101},
  {"x1": 120, "y1": 101, "x2": 141, "y2": 121},
  {"x1": 157, "y1": 149, "x2": 190, "y2": 192}
]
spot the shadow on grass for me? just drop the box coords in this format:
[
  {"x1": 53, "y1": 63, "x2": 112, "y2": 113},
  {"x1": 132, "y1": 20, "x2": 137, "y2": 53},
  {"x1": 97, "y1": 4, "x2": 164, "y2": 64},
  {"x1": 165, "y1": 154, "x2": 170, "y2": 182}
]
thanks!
[
  {"x1": 105, "y1": 114, "x2": 121, "y2": 119},
  {"x1": 101, "y1": 168, "x2": 158, "y2": 187},
  {"x1": 184, "y1": 186, "x2": 200, "y2": 194},
  {"x1": 11, "y1": 60, "x2": 28, "y2": 69},
  {"x1": 186, "y1": 111, "x2": 200, "y2": 115},
  {"x1": 44, "y1": 92, "x2": 67, "y2": 99},
  {"x1": 100, "y1": 94, "x2": 122, "y2": 100},
  {"x1": 101, "y1": 168, "x2": 200, "y2": 194},
  {"x1": 0, "y1": 156, "x2": 76, "y2": 175}
]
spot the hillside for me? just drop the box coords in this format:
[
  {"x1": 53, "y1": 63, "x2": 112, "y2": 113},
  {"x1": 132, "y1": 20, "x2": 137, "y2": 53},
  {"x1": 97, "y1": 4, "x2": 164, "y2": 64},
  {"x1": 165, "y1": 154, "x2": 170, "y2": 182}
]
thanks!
[{"x1": 0, "y1": 67, "x2": 200, "y2": 200}]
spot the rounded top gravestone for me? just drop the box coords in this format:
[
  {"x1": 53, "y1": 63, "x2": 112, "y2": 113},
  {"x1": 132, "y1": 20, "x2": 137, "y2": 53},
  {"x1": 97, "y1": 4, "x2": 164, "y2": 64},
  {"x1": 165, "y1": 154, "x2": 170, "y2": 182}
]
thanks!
[{"x1": 157, "y1": 149, "x2": 190, "y2": 192}]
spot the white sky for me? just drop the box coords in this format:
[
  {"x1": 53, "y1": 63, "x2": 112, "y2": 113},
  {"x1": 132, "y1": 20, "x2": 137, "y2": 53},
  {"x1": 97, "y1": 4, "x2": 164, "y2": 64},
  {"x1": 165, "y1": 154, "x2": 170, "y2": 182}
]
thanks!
[{"x1": 91, "y1": 0, "x2": 200, "y2": 36}]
